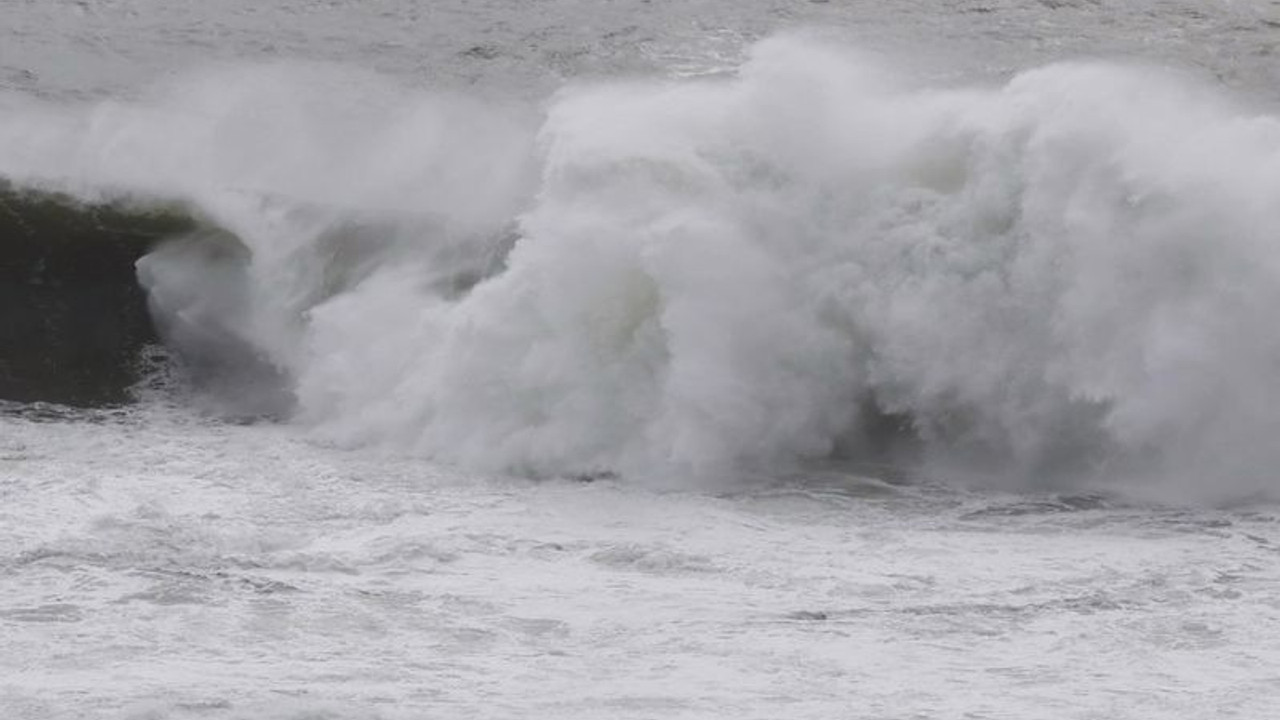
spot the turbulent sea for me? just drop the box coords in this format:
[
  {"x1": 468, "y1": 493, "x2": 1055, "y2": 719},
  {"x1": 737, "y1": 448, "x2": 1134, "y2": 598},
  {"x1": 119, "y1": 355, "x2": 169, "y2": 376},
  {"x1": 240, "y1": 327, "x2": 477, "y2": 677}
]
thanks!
[{"x1": 4, "y1": 1, "x2": 1280, "y2": 717}]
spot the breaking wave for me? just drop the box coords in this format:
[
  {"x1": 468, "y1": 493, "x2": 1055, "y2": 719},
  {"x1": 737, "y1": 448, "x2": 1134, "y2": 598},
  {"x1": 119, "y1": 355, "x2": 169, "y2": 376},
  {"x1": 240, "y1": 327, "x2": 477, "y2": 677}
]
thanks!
[{"x1": 6, "y1": 36, "x2": 1280, "y2": 495}]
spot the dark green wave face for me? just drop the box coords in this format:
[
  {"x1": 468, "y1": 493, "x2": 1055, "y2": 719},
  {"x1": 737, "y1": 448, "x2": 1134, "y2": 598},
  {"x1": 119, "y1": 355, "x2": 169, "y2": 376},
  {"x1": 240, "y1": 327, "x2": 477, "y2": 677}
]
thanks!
[{"x1": 0, "y1": 183, "x2": 197, "y2": 406}]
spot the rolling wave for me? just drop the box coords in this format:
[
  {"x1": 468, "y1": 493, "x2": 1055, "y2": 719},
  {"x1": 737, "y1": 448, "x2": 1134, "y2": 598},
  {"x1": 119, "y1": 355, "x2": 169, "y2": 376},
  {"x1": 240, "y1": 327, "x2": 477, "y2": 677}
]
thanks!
[
  {"x1": 5, "y1": 36, "x2": 1280, "y2": 496},
  {"x1": 0, "y1": 183, "x2": 193, "y2": 405}
]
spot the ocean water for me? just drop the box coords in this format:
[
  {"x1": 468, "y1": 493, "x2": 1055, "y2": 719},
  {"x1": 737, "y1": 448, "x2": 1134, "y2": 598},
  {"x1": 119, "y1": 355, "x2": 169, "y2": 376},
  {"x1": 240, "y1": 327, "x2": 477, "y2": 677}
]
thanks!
[{"x1": 4, "y1": 1, "x2": 1280, "y2": 718}]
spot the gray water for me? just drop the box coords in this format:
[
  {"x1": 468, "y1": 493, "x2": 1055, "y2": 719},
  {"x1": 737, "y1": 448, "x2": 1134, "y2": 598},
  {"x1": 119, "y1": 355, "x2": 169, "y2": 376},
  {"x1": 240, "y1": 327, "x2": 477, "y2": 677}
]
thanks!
[
  {"x1": 7, "y1": 0, "x2": 1280, "y2": 100},
  {"x1": 4, "y1": 1, "x2": 1280, "y2": 718}
]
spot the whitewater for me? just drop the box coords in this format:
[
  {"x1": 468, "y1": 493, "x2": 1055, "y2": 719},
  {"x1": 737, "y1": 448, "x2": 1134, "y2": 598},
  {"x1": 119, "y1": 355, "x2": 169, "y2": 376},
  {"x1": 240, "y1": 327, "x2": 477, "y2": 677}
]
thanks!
[{"x1": 3, "y1": 1, "x2": 1280, "y2": 718}]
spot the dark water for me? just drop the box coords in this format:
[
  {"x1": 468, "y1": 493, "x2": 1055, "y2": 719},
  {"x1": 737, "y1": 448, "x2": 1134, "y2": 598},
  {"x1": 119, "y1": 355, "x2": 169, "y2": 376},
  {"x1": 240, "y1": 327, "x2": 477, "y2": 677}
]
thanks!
[{"x1": 0, "y1": 186, "x2": 195, "y2": 404}]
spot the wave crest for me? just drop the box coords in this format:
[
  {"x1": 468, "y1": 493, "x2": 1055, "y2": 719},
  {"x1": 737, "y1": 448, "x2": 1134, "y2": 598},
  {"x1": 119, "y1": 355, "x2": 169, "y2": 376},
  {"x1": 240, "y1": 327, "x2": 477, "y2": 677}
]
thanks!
[{"x1": 6, "y1": 37, "x2": 1280, "y2": 496}]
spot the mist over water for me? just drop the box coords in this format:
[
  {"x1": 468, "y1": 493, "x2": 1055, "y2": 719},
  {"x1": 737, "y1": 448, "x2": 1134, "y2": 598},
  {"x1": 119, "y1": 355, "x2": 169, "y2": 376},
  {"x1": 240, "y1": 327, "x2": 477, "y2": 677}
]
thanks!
[{"x1": 5, "y1": 35, "x2": 1280, "y2": 498}]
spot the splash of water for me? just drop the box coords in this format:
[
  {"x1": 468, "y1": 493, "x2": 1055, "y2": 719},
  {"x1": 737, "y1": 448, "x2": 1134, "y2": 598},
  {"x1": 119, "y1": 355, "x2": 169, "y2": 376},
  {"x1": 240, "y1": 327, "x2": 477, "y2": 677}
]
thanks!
[{"x1": 6, "y1": 37, "x2": 1280, "y2": 496}]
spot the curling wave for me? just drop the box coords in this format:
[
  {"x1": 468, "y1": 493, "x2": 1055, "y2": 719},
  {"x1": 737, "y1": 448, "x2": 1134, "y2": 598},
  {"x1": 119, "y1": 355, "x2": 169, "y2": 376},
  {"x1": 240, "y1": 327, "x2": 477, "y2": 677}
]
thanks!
[
  {"x1": 0, "y1": 183, "x2": 196, "y2": 405},
  {"x1": 5, "y1": 37, "x2": 1280, "y2": 495}
]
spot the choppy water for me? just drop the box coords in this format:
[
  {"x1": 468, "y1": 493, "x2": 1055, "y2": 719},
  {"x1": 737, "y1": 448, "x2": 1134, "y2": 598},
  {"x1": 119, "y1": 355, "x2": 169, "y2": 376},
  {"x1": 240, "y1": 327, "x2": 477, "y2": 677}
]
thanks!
[
  {"x1": 5, "y1": 405, "x2": 1280, "y2": 719},
  {"x1": 5, "y1": 1, "x2": 1280, "y2": 717},
  {"x1": 8, "y1": 0, "x2": 1280, "y2": 100}
]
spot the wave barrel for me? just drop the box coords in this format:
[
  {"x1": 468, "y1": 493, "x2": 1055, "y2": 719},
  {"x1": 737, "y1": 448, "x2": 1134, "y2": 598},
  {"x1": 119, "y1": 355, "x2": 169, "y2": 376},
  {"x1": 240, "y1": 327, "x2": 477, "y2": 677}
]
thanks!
[{"x1": 0, "y1": 184, "x2": 193, "y2": 405}]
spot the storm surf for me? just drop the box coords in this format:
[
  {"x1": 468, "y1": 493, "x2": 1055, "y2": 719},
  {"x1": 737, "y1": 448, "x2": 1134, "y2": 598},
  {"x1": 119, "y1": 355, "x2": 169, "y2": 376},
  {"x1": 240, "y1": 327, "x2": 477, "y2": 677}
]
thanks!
[{"x1": 5, "y1": 37, "x2": 1280, "y2": 498}]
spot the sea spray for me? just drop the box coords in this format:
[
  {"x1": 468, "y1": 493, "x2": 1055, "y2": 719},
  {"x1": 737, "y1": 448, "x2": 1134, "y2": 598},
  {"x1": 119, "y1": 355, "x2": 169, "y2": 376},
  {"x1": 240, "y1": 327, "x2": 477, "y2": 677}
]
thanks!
[
  {"x1": 5, "y1": 37, "x2": 1280, "y2": 495},
  {"x1": 303, "y1": 39, "x2": 1280, "y2": 492}
]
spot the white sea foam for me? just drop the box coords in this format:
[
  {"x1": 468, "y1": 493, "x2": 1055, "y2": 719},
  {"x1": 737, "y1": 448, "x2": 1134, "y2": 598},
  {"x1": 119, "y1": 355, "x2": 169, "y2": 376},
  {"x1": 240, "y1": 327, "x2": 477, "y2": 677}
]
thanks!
[{"x1": 5, "y1": 36, "x2": 1280, "y2": 495}]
